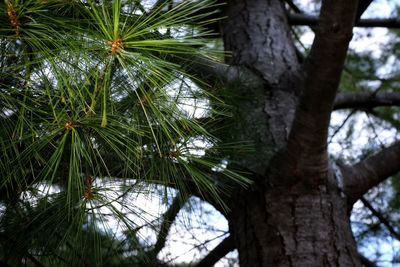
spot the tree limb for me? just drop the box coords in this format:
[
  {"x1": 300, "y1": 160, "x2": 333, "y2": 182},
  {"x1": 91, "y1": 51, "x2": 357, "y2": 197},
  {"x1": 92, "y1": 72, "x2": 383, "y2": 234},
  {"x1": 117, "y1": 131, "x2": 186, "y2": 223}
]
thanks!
[
  {"x1": 18, "y1": 153, "x2": 234, "y2": 215},
  {"x1": 287, "y1": 0, "x2": 359, "y2": 179},
  {"x1": 334, "y1": 91, "x2": 400, "y2": 110},
  {"x1": 359, "y1": 253, "x2": 378, "y2": 267},
  {"x1": 284, "y1": 0, "x2": 302, "y2": 14},
  {"x1": 342, "y1": 141, "x2": 400, "y2": 203},
  {"x1": 286, "y1": 0, "x2": 372, "y2": 63},
  {"x1": 148, "y1": 192, "x2": 189, "y2": 258},
  {"x1": 25, "y1": 253, "x2": 45, "y2": 267},
  {"x1": 360, "y1": 197, "x2": 400, "y2": 242},
  {"x1": 285, "y1": 0, "x2": 372, "y2": 18},
  {"x1": 289, "y1": 14, "x2": 400, "y2": 28},
  {"x1": 356, "y1": 0, "x2": 374, "y2": 22},
  {"x1": 194, "y1": 235, "x2": 235, "y2": 267}
]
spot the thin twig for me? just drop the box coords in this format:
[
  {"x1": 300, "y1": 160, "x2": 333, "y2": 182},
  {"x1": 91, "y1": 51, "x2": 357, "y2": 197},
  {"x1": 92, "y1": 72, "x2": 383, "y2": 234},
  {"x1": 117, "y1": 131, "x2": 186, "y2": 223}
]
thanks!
[{"x1": 360, "y1": 197, "x2": 400, "y2": 242}]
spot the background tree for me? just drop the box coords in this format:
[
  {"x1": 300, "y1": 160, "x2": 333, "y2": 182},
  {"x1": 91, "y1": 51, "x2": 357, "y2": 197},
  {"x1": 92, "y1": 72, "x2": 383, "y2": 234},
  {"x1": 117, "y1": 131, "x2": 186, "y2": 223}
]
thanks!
[{"x1": 1, "y1": 0, "x2": 400, "y2": 267}]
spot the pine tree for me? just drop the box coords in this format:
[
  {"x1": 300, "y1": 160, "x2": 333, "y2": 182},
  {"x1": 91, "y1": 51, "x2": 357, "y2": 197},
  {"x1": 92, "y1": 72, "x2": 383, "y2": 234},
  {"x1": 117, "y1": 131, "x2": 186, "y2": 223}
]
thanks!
[{"x1": 2, "y1": 1, "x2": 400, "y2": 267}]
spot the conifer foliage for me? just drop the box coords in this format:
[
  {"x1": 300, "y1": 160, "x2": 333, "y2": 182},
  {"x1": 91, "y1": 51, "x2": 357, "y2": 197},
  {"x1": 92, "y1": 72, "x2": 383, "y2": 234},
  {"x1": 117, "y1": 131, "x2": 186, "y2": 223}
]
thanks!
[{"x1": 0, "y1": 1, "x2": 246, "y2": 266}]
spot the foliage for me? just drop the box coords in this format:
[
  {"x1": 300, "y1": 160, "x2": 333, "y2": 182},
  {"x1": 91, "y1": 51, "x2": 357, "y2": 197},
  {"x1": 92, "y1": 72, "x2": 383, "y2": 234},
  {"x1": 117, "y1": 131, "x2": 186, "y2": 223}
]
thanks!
[{"x1": 0, "y1": 0, "x2": 249, "y2": 266}]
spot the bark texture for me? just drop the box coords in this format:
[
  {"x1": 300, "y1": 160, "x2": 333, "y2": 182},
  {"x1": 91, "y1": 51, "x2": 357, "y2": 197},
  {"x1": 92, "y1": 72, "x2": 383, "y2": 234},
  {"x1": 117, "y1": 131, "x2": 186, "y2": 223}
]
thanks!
[
  {"x1": 219, "y1": 0, "x2": 300, "y2": 174},
  {"x1": 228, "y1": 176, "x2": 360, "y2": 267}
]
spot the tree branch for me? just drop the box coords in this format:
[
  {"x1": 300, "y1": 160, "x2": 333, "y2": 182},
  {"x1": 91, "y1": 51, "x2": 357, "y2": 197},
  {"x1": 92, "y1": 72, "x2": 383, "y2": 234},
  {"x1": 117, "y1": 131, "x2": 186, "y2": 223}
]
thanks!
[
  {"x1": 359, "y1": 253, "x2": 378, "y2": 267},
  {"x1": 25, "y1": 253, "x2": 45, "y2": 267},
  {"x1": 194, "y1": 235, "x2": 235, "y2": 267},
  {"x1": 342, "y1": 141, "x2": 400, "y2": 203},
  {"x1": 284, "y1": 0, "x2": 302, "y2": 14},
  {"x1": 148, "y1": 192, "x2": 189, "y2": 258},
  {"x1": 289, "y1": 14, "x2": 400, "y2": 28},
  {"x1": 334, "y1": 91, "x2": 400, "y2": 110},
  {"x1": 287, "y1": 0, "x2": 359, "y2": 179},
  {"x1": 286, "y1": 0, "x2": 372, "y2": 63},
  {"x1": 360, "y1": 197, "x2": 400, "y2": 242},
  {"x1": 286, "y1": 0, "x2": 372, "y2": 20},
  {"x1": 356, "y1": 0, "x2": 374, "y2": 22}
]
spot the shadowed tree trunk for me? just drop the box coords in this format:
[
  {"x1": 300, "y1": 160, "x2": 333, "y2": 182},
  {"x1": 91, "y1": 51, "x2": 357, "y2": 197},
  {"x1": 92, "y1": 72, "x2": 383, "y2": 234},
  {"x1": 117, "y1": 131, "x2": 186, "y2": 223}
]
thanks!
[{"x1": 227, "y1": 181, "x2": 360, "y2": 266}]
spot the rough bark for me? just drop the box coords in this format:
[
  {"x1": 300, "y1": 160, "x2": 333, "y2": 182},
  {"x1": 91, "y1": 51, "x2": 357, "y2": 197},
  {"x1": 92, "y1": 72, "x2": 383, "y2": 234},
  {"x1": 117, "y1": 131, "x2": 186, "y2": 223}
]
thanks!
[{"x1": 221, "y1": 0, "x2": 299, "y2": 84}]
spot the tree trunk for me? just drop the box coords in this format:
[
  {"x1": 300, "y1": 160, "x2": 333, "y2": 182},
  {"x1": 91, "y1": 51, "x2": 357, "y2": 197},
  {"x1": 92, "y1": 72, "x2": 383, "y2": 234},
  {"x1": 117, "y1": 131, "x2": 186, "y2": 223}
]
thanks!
[
  {"x1": 220, "y1": 0, "x2": 363, "y2": 266},
  {"x1": 228, "y1": 172, "x2": 361, "y2": 267}
]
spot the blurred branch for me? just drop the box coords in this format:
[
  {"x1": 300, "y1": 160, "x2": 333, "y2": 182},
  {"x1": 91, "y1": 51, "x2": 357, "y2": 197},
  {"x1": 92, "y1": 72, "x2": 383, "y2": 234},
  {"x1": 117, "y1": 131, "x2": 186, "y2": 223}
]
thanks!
[
  {"x1": 359, "y1": 253, "x2": 378, "y2": 267},
  {"x1": 148, "y1": 192, "x2": 189, "y2": 258},
  {"x1": 284, "y1": 0, "x2": 302, "y2": 14},
  {"x1": 342, "y1": 141, "x2": 400, "y2": 203},
  {"x1": 289, "y1": 14, "x2": 400, "y2": 28},
  {"x1": 328, "y1": 110, "x2": 356, "y2": 143},
  {"x1": 25, "y1": 253, "x2": 45, "y2": 267},
  {"x1": 356, "y1": 0, "x2": 374, "y2": 22},
  {"x1": 194, "y1": 235, "x2": 235, "y2": 267},
  {"x1": 334, "y1": 92, "x2": 400, "y2": 110},
  {"x1": 286, "y1": 0, "x2": 372, "y2": 62},
  {"x1": 149, "y1": 0, "x2": 169, "y2": 14},
  {"x1": 285, "y1": 0, "x2": 372, "y2": 18},
  {"x1": 284, "y1": 0, "x2": 308, "y2": 63},
  {"x1": 360, "y1": 197, "x2": 400, "y2": 242}
]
